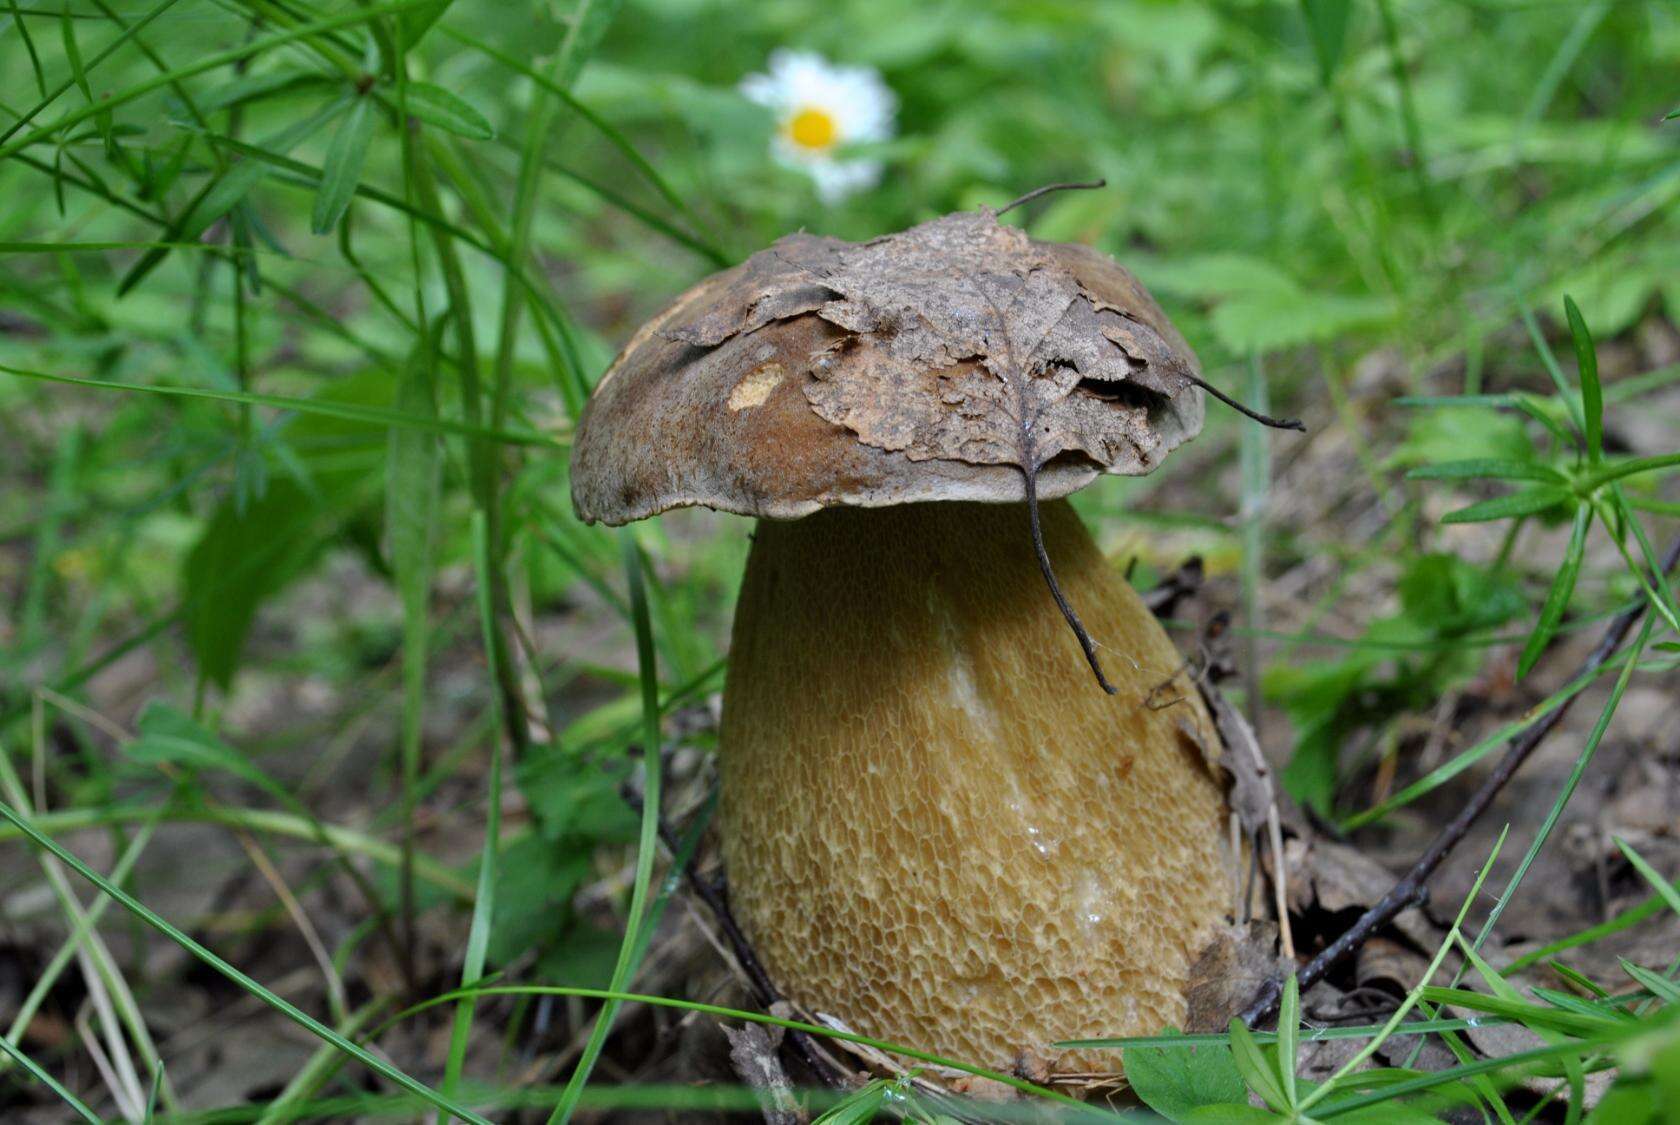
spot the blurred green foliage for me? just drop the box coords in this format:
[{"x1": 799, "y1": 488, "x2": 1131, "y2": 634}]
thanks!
[{"x1": 2, "y1": 0, "x2": 1679, "y2": 1118}]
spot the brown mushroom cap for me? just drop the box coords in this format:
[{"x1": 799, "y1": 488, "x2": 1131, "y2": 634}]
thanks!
[{"x1": 570, "y1": 210, "x2": 1204, "y2": 526}]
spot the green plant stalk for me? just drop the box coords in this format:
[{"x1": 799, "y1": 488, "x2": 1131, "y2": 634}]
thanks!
[
  {"x1": 406, "y1": 122, "x2": 533, "y2": 762},
  {"x1": 547, "y1": 534, "x2": 665, "y2": 1125},
  {"x1": 437, "y1": 514, "x2": 507, "y2": 1120},
  {"x1": 392, "y1": 18, "x2": 436, "y2": 990}
]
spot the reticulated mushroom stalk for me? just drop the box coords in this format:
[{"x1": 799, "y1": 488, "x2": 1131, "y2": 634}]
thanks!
[{"x1": 719, "y1": 498, "x2": 1235, "y2": 1077}]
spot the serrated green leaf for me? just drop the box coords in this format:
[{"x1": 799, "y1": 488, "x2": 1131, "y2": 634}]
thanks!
[
  {"x1": 1441, "y1": 487, "x2": 1571, "y2": 524},
  {"x1": 404, "y1": 82, "x2": 494, "y2": 139},
  {"x1": 1123, "y1": 1029, "x2": 1245, "y2": 1120},
  {"x1": 1518, "y1": 504, "x2": 1590, "y2": 678},
  {"x1": 312, "y1": 96, "x2": 377, "y2": 234}
]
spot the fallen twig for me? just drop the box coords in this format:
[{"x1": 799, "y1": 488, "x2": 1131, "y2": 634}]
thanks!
[{"x1": 1239, "y1": 532, "x2": 1680, "y2": 1026}]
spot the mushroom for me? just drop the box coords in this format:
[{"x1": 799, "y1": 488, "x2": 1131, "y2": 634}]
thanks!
[{"x1": 571, "y1": 210, "x2": 1239, "y2": 1083}]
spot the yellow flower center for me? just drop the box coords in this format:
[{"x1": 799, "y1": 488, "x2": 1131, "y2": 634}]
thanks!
[{"x1": 785, "y1": 106, "x2": 839, "y2": 151}]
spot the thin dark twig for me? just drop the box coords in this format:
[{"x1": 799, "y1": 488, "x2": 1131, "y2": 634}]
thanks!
[
  {"x1": 620, "y1": 785, "x2": 845, "y2": 1087},
  {"x1": 996, "y1": 179, "x2": 1107, "y2": 216},
  {"x1": 1024, "y1": 466, "x2": 1117, "y2": 694},
  {"x1": 1188, "y1": 373, "x2": 1306, "y2": 432},
  {"x1": 1240, "y1": 532, "x2": 1680, "y2": 1027}
]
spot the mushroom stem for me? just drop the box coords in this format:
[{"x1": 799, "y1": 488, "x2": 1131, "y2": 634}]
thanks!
[{"x1": 719, "y1": 499, "x2": 1236, "y2": 1080}]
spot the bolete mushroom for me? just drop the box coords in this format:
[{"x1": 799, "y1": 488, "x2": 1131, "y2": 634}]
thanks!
[{"x1": 571, "y1": 209, "x2": 1240, "y2": 1083}]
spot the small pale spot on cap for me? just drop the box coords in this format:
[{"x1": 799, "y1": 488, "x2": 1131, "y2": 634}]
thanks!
[{"x1": 727, "y1": 361, "x2": 786, "y2": 411}]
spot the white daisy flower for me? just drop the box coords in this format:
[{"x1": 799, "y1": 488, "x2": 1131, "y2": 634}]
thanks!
[{"x1": 740, "y1": 49, "x2": 897, "y2": 204}]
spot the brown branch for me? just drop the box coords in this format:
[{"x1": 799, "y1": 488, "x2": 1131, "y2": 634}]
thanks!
[{"x1": 1240, "y1": 532, "x2": 1680, "y2": 1026}]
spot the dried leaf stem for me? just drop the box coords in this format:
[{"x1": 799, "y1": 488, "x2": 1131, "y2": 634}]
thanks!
[
  {"x1": 1188, "y1": 373, "x2": 1306, "y2": 432},
  {"x1": 996, "y1": 179, "x2": 1107, "y2": 216},
  {"x1": 1023, "y1": 461, "x2": 1117, "y2": 694}
]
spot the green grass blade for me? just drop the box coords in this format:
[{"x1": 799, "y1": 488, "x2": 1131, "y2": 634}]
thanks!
[
  {"x1": 388, "y1": 986, "x2": 1091, "y2": 1110},
  {"x1": 0, "y1": 799, "x2": 494, "y2": 1124},
  {"x1": 1482, "y1": 618, "x2": 1649, "y2": 957},
  {"x1": 548, "y1": 531, "x2": 663, "y2": 1125},
  {"x1": 0, "y1": 1034, "x2": 101, "y2": 1123},
  {"x1": 0, "y1": 362, "x2": 560, "y2": 446}
]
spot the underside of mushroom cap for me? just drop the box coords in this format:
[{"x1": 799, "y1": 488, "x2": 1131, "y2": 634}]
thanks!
[{"x1": 570, "y1": 210, "x2": 1204, "y2": 526}]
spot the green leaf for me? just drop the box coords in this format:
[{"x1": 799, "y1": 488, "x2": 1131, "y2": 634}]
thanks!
[
  {"x1": 1300, "y1": 0, "x2": 1352, "y2": 86},
  {"x1": 1564, "y1": 296, "x2": 1603, "y2": 465},
  {"x1": 1518, "y1": 504, "x2": 1590, "y2": 679},
  {"x1": 1122, "y1": 1029, "x2": 1245, "y2": 1121},
  {"x1": 1440, "y1": 487, "x2": 1571, "y2": 524},
  {"x1": 399, "y1": 0, "x2": 454, "y2": 48},
  {"x1": 1617, "y1": 839, "x2": 1680, "y2": 918},
  {"x1": 1278, "y1": 976, "x2": 1300, "y2": 1107},
  {"x1": 1407, "y1": 459, "x2": 1564, "y2": 483},
  {"x1": 1584, "y1": 1078, "x2": 1662, "y2": 1124},
  {"x1": 814, "y1": 1081, "x2": 889, "y2": 1124},
  {"x1": 127, "y1": 702, "x2": 289, "y2": 805},
  {"x1": 312, "y1": 96, "x2": 377, "y2": 234},
  {"x1": 1228, "y1": 1018, "x2": 1289, "y2": 1112},
  {"x1": 1619, "y1": 960, "x2": 1680, "y2": 1004},
  {"x1": 182, "y1": 478, "x2": 325, "y2": 691},
  {"x1": 404, "y1": 82, "x2": 494, "y2": 139},
  {"x1": 1183, "y1": 1107, "x2": 1277, "y2": 1123}
]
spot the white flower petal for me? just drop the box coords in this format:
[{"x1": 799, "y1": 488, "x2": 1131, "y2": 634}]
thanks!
[{"x1": 740, "y1": 48, "x2": 897, "y2": 200}]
